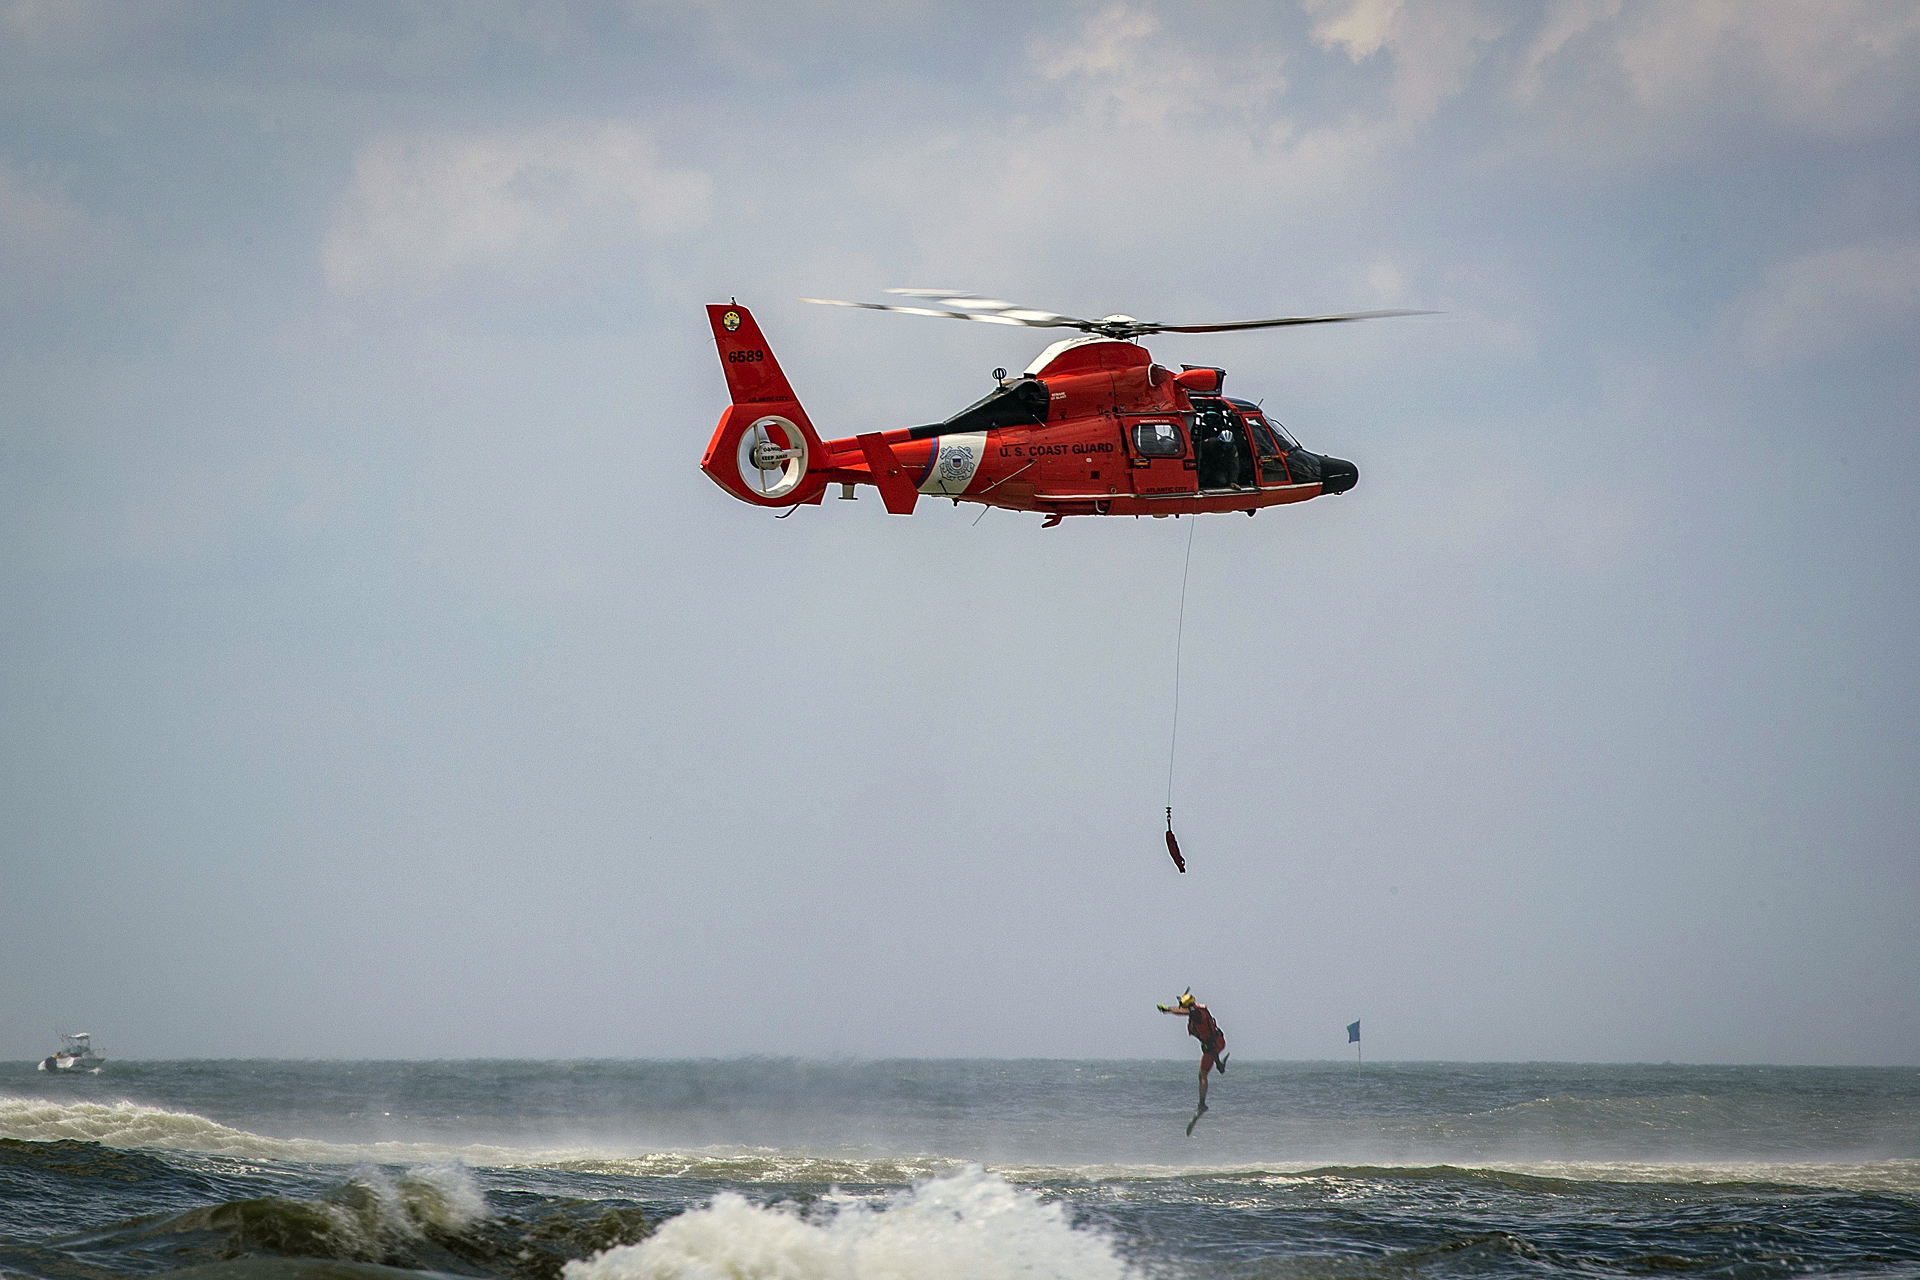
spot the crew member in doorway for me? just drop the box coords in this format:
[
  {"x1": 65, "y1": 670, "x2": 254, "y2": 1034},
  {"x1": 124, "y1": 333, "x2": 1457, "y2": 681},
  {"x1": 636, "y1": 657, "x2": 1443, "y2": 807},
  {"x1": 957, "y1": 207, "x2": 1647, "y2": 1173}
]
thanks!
[
  {"x1": 1157, "y1": 990, "x2": 1228, "y2": 1116},
  {"x1": 1196, "y1": 414, "x2": 1235, "y2": 489}
]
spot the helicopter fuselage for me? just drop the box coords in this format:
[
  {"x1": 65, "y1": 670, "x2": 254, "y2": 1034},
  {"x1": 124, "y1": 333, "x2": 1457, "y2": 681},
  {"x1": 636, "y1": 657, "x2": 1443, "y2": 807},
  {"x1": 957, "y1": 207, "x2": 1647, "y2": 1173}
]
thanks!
[{"x1": 701, "y1": 303, "x2": 1358, "y2": 525}]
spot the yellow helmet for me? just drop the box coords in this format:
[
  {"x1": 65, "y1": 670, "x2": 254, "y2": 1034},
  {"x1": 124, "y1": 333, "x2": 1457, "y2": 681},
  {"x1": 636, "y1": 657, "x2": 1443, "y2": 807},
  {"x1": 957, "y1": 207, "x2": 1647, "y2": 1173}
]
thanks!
[{"x1": 1177, "y1": 991, "x2": 1195, "y2": 1008}]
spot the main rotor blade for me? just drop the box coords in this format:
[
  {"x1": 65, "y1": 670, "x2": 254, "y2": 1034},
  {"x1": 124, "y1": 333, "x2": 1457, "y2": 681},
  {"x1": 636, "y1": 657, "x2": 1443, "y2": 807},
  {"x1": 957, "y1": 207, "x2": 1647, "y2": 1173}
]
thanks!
[
  {"x1": 885, "y1": 289, "x2": 1017, "y2": 310},
  {"x1": 885, "y1": 290, "x2": 1052, "y2": 315},
  {"x1": 803, "y1": 294, "x2": 1438, "y2": 341},
  {"x1": 801, "y1": 297, "x2": 1088, "y2": 328},
  {"x1": 882, "y1": 289, "x2": 1087, "y2": 327},
  {"x1": 1146, "y1": 309, "x2": 1436, "y2": 335}
]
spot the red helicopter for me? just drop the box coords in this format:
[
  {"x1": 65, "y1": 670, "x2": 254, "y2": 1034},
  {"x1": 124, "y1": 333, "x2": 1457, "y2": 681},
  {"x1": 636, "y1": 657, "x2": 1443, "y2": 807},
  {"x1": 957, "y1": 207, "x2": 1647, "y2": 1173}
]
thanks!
[{"x1": 701, "y1": 291, "x2": 1427, "y2": 527}]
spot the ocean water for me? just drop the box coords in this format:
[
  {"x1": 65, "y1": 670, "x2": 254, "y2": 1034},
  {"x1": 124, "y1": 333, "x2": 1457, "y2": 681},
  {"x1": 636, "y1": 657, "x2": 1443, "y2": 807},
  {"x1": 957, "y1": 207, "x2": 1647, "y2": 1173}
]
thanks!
[{"x1": 2, "y1": 1059, "x2": 1916, "y2": 1279}]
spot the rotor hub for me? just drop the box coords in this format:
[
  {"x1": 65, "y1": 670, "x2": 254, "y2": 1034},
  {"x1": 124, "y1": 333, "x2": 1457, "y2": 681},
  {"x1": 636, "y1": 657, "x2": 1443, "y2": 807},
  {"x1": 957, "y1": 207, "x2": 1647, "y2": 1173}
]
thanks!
[{"x1": 750, "y1": 438, "x2": 798, "y2": 470}]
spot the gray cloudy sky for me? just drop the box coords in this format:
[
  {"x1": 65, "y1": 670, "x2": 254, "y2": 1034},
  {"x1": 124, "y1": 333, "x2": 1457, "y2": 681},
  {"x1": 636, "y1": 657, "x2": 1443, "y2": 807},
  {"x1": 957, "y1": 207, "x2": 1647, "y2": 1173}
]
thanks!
[{"x1": 3, "y1": 1, "x2": 1916, "y2": 1065}]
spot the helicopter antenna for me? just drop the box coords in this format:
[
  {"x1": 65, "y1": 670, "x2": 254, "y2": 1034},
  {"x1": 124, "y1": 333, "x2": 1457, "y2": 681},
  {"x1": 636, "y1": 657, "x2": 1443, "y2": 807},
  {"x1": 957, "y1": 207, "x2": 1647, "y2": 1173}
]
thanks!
[{"x1": 1165, "y1": 514, "x2": 1197, "y2": 872}]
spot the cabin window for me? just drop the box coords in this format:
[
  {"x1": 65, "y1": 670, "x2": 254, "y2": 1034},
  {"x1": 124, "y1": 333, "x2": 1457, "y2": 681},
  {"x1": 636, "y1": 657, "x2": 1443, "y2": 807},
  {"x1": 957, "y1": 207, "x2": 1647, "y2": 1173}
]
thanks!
[{"x1": 1132, "y1": 420, "x2": 1185, "y2": 457}]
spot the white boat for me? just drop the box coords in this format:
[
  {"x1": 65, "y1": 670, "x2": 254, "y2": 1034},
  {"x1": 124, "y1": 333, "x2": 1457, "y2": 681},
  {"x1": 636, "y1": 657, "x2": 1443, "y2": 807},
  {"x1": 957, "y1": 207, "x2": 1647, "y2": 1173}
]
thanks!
[{"x1": 37, "y1": 1032, "x2": 105, "y2": 1072}]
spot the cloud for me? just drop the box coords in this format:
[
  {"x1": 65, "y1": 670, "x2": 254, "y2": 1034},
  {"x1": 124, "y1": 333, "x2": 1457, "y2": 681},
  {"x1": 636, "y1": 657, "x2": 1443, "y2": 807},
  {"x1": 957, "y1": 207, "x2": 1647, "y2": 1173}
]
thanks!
[
  {"x1": 0, "y1": 158, "x2": 114, "y2": 322},
  {"x1": 1734, "y1": 240, "x2": 1920, "y2": 366},
  {"x1": 868, "y1": 0, "x2": 1503, "y2": 268},
  {"x1": 1366, "y1": 261, "x2": 1405, "y2": 300},
  {"x1": 1612, "y1": 0, "x2": 1920, "y2": 127},
  {"x1": 1513, "y1": 0, "x2": 1621, "y2": 104},
  {"x1": 1031, "y1": 3, "x2": 1287, "y2": 130},
  {"x1": 0, "y1": 0, "x2": 112, "y2": 48},
  {"x1": 322, "y1": 123, "x2": 711, "y2": 291},
  {"x1": 1304, "y1": 0, "x2": 1508, "y2": 132},
  {"x1": 0, "y1": 158, "x2": 83, "y2": 260}
]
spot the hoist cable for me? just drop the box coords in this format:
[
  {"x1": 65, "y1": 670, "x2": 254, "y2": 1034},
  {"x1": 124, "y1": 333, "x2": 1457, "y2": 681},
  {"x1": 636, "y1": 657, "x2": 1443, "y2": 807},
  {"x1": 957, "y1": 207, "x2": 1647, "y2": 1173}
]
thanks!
[{"x1": 1167, "y1": 514, "x2": 1197, "y2": 811}]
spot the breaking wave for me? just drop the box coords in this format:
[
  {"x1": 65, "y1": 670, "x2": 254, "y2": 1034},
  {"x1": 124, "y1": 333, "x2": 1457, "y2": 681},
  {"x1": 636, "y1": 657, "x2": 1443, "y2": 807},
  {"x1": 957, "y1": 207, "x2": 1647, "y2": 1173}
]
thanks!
[
  {"x1": 134, "y1": 1161, "x2": 488, "y2": 1259},
  {"x1": 564, "y1": 1165, "x2": 1131, "y2": 1280},
  {"x1": 7, "y1": 1091, "x2": 1915, "y2": 1197},
  {"x1": 994, "y1": 1156, "x2": 1920, "y2": 1196},
  {"x1": 0, "y1": 1094, "x2": 527, "y2": 1167},
  {"x1": 19, "y1": 1152, "x2": 653, "y2": 1279},
  {"x1": 0, "y1": 1095, "x2": 970, "y2": 1183},
  {"x1": 1, "y1": 1093, "x2": 353, "y2": 1160},
  {"x1": 547, "y1": 1149, "x2": 964, "y2": 1184}
]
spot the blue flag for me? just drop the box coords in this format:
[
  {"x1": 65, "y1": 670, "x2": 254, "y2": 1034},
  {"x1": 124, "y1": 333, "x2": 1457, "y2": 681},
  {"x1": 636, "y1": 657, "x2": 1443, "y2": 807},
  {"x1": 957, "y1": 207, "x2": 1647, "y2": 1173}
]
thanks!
[{"x1": 1347, "y1": 1020, "x2": 1361, "y2": 1043}]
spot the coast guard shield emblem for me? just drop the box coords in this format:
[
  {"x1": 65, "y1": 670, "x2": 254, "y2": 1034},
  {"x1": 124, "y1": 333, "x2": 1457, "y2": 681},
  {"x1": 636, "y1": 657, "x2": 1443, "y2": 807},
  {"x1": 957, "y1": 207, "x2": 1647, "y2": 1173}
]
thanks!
[{"x1": 918, "y1": 432, "x2": 987, "y2": 496}]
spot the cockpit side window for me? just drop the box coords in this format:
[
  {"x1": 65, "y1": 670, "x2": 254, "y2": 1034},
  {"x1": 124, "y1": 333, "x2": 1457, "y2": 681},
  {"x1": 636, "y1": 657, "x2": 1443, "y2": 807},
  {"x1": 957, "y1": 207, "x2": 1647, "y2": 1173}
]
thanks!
[
  {"x1": 1132, "y1": 420, "x2": 1186, "y2": 458},
  {"x1": 1248, "y1": 418, "x2": 1293, "y2": 484}
]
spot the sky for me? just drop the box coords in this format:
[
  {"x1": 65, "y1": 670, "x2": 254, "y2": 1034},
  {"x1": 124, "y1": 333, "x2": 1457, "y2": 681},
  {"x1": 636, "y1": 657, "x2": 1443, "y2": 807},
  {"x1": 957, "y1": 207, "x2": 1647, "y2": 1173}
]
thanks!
[{"x1": 2, "y1": 0, "x2": 1916, "y2": 1065}]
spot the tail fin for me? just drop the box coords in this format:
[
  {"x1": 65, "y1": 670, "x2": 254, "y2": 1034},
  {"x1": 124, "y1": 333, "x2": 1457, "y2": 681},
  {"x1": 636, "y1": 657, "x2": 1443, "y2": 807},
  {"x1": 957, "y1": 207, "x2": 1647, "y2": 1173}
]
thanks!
[
  {"x1": 701, "y1": 303, "x2": 829, "y2": 507},
  {"x1": 708, "y1": 304, "x2": 805, "y2": 406}
]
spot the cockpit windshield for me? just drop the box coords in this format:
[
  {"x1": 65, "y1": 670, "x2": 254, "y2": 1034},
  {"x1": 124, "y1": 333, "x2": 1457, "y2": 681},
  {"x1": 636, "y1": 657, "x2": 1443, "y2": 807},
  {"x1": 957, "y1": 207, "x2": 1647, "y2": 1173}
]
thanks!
[
  {"x1": 1251, "y1": 415, "x2": 1298, "y2": 451},
  {"x1": 1225, "y1": 397, "x2": 1298, "y2": 451}
]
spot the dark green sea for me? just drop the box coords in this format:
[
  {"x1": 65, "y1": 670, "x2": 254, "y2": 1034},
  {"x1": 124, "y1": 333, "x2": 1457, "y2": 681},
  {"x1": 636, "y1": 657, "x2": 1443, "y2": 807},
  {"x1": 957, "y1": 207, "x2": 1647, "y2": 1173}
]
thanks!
[{"x1": 3, "y1": 1059, "x2": 1916, "y2": 1279}]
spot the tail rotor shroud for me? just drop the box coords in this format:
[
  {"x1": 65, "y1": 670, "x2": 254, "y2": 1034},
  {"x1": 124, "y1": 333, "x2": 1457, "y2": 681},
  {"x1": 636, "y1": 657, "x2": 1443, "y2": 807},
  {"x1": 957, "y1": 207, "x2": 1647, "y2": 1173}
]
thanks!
[{"x1": 735, "y1": 416, "x2": 809, "y2": 500}]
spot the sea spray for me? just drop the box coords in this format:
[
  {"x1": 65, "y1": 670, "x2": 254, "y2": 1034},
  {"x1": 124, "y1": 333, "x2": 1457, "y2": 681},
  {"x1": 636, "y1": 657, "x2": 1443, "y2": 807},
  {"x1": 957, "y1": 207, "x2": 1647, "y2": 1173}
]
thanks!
[
  {"x1": 565, "y1": 1165, "x2": 1133, "y2": 1280},
  {"x1": 392, "y1": 1161, "x2": 490, "y2": 1233}
]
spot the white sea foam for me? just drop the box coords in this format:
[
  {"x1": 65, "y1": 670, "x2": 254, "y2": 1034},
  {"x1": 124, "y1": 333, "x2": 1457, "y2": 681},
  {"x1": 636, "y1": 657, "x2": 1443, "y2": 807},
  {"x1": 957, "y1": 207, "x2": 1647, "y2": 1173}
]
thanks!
[{"x1": 563, "y1": 1165, "x2": 1135, "y2": 1280}]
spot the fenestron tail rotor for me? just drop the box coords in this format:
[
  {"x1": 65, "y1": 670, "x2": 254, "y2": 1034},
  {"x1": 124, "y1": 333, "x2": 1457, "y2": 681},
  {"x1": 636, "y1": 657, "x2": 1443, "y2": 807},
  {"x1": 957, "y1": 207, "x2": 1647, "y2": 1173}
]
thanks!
[
  {"x1": 734, "y1": 416, "x2": 808, "y2": 500},
  {"x1": 801, "y1": 290, "x2": 1435, "y2": 340}
]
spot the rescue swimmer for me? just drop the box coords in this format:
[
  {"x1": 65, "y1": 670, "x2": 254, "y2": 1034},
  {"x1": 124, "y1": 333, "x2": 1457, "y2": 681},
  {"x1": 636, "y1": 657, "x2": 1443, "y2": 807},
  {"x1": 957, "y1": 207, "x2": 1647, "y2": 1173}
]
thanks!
[{"x1": 1157, "y1": 989, "x2": 1227, "y2": 1132}]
